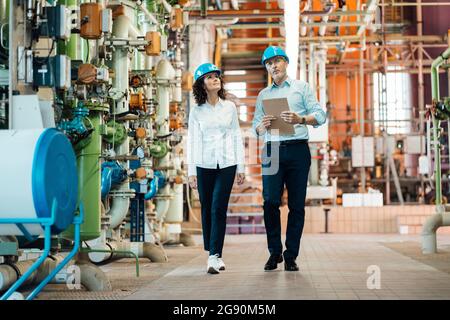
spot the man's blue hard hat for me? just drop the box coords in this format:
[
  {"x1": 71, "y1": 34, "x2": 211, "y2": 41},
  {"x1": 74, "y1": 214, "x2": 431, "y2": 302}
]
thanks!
[
  {"x1": 194, "y1": 63, "x2": 222, "y2": 82},
  {"x1": 261, "y1": 46, "x2": 289, "y2": 66}
]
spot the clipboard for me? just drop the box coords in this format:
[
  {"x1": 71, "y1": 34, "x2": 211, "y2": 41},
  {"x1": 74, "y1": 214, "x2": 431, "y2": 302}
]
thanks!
[{"x1": 262, "y1": 98, "x2": 296, "y2": 135}]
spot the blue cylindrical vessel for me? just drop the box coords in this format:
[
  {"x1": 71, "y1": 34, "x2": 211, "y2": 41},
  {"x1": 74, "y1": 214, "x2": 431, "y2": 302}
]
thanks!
[{"x1": 0, "y1": 128, "x2": 78, "y2": 235}]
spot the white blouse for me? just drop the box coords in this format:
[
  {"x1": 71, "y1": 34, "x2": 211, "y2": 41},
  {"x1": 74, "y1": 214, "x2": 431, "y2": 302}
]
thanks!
[{"x1": 186, "y1": 98, "x2": 245, "y2": 176}]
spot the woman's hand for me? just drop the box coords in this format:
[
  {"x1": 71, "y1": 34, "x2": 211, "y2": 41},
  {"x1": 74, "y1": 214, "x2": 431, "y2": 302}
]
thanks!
[
  {"x1": 236, "y1": 173, "x2": 245, "y2": 185},
  {"x1": 188, "y1": 176, "x2": 197, "y2": 189}
]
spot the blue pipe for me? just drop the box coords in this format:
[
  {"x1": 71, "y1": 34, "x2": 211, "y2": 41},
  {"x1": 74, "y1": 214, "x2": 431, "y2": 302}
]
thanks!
[
  {"x1": 144, "y1": 171, "x2": 166, "y2": 200},
  {"x1": 26, "y1": 203, "x2": 84, "y2": 300},
  {"x1": 0, "y1": 199, "x2": 57, "y2": 300},
  {"x1": 101, "y1": 161, "x2": 127, "y2": 199},
  {"x1": 144, "y1": 178, "x2": 158, "y2": 200},
  {"x1": 101, "y1": 167, "x2": 113, "y2": 199}
]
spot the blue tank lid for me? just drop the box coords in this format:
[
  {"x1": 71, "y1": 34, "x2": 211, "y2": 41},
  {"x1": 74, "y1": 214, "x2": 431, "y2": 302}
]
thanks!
[{"x1": 32, "y1": 128, "x2": 78, "y2": 234}]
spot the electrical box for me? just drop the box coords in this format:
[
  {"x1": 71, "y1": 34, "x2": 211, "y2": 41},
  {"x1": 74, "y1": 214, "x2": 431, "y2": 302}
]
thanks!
[
  {"x1": 80, "y1": 3, "x2": 102, "y2": 39},
  {"x1": 405, "y1": 135, "x2": 425, "y2": 154},
  {"x1": 181, "y1": 71, "x2": 193, "y2": 91},
  {"x1": 351, "y1": 136, "x2": 374, "y2": 167},
  {"x1": 33, "y1": 55, "x2": 71, "y2": 89},
  {"x1": 96, "y1": 67, "x2": 109, "y2": 82},
  {"x1": 145, "y1": 31, "x2": 161, "y2": 56},
  {"x1": 170, "y1": 6, "x2": 183, "y2": 30},
  {"x1": 40, "y1": 5, "x2": 71, "y2": 40},
  {"x1": 17, "y1": 47, "x2": 34, "y2": 84}
]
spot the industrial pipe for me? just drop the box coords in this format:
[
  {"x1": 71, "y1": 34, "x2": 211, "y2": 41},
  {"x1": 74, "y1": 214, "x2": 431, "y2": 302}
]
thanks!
[
  {"x1": 88, "y1": 240, "x2": 168, "y2": 264},
  {"x1": 422, "y1": 46, "x2": 450, "y2": 254},
  {"x1": 108, "y1": 192, "x2": 131, "y2": 230},
  {"x1": 0, "y1": 256, "x2": 110, "y2": 292}
]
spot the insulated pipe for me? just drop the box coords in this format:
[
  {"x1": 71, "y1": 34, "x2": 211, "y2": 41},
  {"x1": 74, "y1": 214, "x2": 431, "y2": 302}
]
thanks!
[
  {"x1": 308, "y1": 43, "x2": 316, "y2": 89},
  {"x1": 316, "y1": 46, "x2": 327, "y2": 110},
  {"x1": 422, "y1": 210, "x2": 450, "y2": 254},
  {"x1": 109, "y1": 192, "x2": 131, "y2": 230},
  {"x1": 165, "y1": 183, "x2": 183, "y2": 224},
  {"x1": 0, "y1": 256, "x2": 111, "y2": 292},
  {"x1": 112, "y1": 15, "x2": 130, "y2": 115},
  {"x1": 78, "y1": 263, "x2": 112, "y2": 291},
  {"x1": 159, "y1": 0, "x2": 172, "y2": 13},
  {"x1": 300, "y1": 0, "x2": 310, "y2": 38},
  {"x1": 109, "y1": 13, "x2": 134, "y2": 230},
  {"x1": 155, "y1": 186, "x2": 171, "y2": 221},
  {"x1": 174, "y1": 47, "x2": 183, "y2": 103},
  {"x1": 138, "y1": 2, "x2": 159, "y2": 25},
  {"x1": 88, "y1": 240, "x2": 168, "y2": 263},
  {"x1": 299, "y1": 46, "x2": 307, "y2": 82}
]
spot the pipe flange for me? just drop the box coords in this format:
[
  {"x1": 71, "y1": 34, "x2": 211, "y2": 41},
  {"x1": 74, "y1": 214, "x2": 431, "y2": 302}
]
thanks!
[
  {"x1": 153, "y1": 194, "x2": 174, "y2": 200},
  {"x1": 109, "y1": 190, "x2": 136, "y2": 199},
  {"x1": 4, "y1": 261, "x2": 22, "y2": 279}
]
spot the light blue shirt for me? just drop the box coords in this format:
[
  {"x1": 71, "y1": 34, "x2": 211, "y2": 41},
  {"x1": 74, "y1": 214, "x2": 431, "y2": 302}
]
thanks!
[{"x1": 252, "y1": 77, "x2": 327, "y2": 142}]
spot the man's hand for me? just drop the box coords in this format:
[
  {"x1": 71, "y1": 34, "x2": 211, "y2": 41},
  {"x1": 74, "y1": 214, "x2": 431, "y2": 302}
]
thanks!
[
  {"x1": 257, "y1": 115, "x2": 277, "y2": 134},
  {"x1": 236, "y1": 173, "x2": 245, "y2": 185},
  {"x1": 188, "y1": 176, "x2": 197, "y2": 189},
  {"x1": 280, "y1": 111, "x2": 303, "y2": 124}
]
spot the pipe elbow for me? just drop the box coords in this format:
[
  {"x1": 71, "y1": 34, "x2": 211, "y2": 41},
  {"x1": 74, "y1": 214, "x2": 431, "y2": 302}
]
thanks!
[
  {"x1": 422, "y1": 214, "x2": 442, "y2": 235},
  {"x1": 101, "y1": 167, "x2": 113, "y2": 199},
  {"x1": 109, "y1": 196, "x2": 130, "y2": 229},
  {"x1": 78, "y1": 263, "x2": 112, "y2": 291},
  {"x1": 144, "y1": 179, "x2": 158, "y2": 200}
]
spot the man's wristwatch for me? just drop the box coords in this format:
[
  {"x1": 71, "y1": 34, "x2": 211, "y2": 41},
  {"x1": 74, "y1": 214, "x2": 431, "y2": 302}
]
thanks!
[{"x1": 299, "y1": 116, "x2": 306, "y2": 124}]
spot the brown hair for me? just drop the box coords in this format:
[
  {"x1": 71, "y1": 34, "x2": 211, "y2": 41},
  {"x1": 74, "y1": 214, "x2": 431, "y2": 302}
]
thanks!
[{"x1": 193, "y1": 73, "x2": 227, "y2": 105}]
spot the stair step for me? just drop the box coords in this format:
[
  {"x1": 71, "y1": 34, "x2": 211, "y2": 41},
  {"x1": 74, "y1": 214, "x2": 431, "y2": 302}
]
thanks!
[
  {"x1": 228, "y1": 203, "x2": 262, "y2": 207},
  {"x1": 226, "y1": 224, "x2": 265, "y2": 228},
  {"x1": 227, "y1": 212, "x2": 263, "y2": 216},
  {"x1": 230, "y1": 193, "x2": 260, "y2": 197}
]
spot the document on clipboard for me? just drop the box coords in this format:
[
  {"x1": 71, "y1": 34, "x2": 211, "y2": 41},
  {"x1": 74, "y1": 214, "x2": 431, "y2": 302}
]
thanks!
[{"x1": 262, "y1": 98, "x2": 296, "y2": 135}]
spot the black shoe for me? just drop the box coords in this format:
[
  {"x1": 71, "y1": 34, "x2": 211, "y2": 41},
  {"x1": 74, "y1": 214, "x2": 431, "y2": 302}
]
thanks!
[
  {"x1": 284, "y1": 258, "x2": 299, "y2": 271},
  {"x1": 264, "y1": 254, "x2": 283, "y2": 271}
]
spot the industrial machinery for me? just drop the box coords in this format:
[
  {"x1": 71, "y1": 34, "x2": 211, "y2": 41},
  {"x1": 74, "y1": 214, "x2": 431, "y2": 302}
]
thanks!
[{"x1": 0, "y1": 0, "x2": 193, "y2": 299}]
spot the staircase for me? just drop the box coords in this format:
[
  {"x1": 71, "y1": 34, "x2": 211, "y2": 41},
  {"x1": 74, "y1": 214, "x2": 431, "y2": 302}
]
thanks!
[{"x1": 227, "y1": 187, "x2": 265, "y2": 235}]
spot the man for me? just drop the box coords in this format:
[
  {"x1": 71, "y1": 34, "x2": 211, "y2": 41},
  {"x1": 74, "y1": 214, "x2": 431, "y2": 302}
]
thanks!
[{"x1": 252, "y1": 46, "x2": 326, "y2": 271}]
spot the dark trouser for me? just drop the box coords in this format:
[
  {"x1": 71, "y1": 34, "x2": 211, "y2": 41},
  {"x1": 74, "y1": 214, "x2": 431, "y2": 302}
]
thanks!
[
  {"x1": 262, "y1": 142, "x2": 311, "y2": 260},
  {"x1": 197, "y1": 165, "x2": 236, "y2": 257}
]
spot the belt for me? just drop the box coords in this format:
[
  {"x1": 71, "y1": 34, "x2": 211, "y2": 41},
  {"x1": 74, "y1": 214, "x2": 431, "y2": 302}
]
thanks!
[{"x1": 267, "y1": 139, "x2": 308, "y2": 146}]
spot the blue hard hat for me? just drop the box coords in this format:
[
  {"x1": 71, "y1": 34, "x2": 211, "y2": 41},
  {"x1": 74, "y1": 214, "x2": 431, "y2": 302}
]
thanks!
[
  {"x1": 261, "y1": 46, "x2": 289, "y2": 65},
  {"x1": 194, "y1": 63, "x2": 222, "y2": 82}
]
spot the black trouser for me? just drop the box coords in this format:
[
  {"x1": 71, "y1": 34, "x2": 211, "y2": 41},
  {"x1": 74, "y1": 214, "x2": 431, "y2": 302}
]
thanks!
[
  {"x1": 261, "y1": 141, "x2": 311, "y2": 260},
  {"x1": 197, "y1": 165, "x2": 236, "y2": 257}
]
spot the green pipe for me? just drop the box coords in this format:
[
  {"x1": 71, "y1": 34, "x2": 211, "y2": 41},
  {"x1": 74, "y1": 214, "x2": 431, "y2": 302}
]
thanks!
[
  {"x1": 79, "y1": 248, "x2": 140, "y2": 277},
  {"x1": 64, "y1": 111, "x2": 102, "y2": 241},
  {"x1": 57, "y1": 0, "x2": 85, "y2": 60},
  {"x1": 430, "y1": 47, "x2": 450, "y2": 206},
  {"x1": 201, "y1": 0, "x2": 207, "y2": 17}
]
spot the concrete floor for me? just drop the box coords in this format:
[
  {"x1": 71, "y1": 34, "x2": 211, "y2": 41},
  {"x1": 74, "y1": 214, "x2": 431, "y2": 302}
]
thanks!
[{"x1": 34, "y1": 234, "x2": 450, "y2": 300}]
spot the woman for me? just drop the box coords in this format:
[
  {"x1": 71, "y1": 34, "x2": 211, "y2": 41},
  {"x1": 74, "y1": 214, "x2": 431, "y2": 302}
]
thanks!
[{"x1": 187, "y1": 63, "x2": 245, "y2": 274}]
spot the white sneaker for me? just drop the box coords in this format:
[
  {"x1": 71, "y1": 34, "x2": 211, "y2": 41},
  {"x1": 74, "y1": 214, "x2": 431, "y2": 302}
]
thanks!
[
  {"x1": 218, "y1": 257, "x2": 226, "y2": 271},
  {"x1": 207, "y1": 254, "x2": 220, "y2": 274}
]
